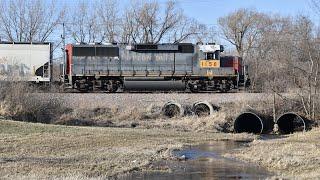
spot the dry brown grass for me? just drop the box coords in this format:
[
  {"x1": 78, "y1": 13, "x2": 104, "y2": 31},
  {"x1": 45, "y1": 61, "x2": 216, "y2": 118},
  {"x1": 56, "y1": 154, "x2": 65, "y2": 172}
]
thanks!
[
  {"x1": 0, "y1": 82, "x2": 317, "y2": 133},
  {"x1": 0, "y1": 83, "x2": 66, "y2": 123},
  {"x1": 50, "y1": 93, "x2": 275, "y2": 132},
  {"x1": 0, "y1": 120, "x2": 256, "y2": 179},
  {"x1": 1, "y1": 83, "x2": 274, "y2": 133},
  {"x1": 25, "y1": 92, "x2": 313, "y2": 133},
  {"x1": 1, "y1": 85, "x2": 320, "y2": 179},
  {"x1": 224, "y1": 128, "x2": 320, "y2": 179}
]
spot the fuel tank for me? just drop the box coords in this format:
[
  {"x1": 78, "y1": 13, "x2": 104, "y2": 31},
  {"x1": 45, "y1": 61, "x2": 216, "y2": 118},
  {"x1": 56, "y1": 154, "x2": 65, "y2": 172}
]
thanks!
[{"x1": 123, "y1": 77, "x2": 186, "y2": 91}]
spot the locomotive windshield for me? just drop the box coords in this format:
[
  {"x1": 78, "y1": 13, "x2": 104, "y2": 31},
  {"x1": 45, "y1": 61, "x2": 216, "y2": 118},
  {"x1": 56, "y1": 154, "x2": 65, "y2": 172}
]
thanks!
[
  {"x1": 199, "y1": 44, "x2": 222, "y2": 60},
  {"x1": 198, "y1": 44, "x2": 222, "y2": 69},
  {"x1": 206, "y1": 52, "x2": 220, "y2": 60},
  {"x1": 207, "y1": 53, "x2": 214, "y2": 60}
]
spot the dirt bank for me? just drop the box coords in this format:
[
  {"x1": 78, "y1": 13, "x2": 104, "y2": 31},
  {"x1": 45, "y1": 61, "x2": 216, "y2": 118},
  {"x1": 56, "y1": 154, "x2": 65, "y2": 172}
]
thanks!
[
  {"x1": 0, "y1": 120, "x2": 255, "y2": 179},
  {"x1": 224, "y1": 128, "x2": 320, "y2": 179},
  {"x1": 2, "y1": 91, "x2": 304, "y2": 133},
  {"x1": 31, "y1": 93, "x2": 277, "y2": 133}
]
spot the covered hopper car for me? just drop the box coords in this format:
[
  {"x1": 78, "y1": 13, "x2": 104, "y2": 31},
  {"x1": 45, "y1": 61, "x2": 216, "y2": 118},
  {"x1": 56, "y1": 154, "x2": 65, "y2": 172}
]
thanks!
[
  {"x1": 64, "y1": 43, "x2": 249, "y2": 92},
  {"x1": 0, "y1": 42, "x2": 52, "y2": 83}
]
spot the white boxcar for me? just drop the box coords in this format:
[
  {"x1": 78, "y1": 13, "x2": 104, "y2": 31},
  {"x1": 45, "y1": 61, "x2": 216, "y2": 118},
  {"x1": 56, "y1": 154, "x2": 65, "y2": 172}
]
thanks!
[{"x1": 0, "y1": 42, "x2": 52, "y2": 82}]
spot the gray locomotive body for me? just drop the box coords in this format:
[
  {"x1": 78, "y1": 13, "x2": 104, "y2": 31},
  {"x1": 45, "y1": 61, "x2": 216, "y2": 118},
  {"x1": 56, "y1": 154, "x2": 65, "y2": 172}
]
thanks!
[{"x1": 65, "y1": 43, "x2": 245, "y2": 92}]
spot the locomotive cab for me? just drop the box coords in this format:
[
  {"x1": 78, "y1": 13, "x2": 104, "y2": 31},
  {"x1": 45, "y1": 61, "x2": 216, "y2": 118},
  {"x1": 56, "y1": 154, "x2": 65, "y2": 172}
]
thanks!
[
  {"x1": 187, "y1": 44, "x2": 242, "y2": 92},
  {"x1": 198, "y1": 44, "x2": 224, "y2": 70}
]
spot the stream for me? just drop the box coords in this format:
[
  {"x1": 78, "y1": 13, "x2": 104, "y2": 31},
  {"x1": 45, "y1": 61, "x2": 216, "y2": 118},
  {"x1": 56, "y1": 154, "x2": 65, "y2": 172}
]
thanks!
[{"x1": 123, "y1": 141, "x2": 270, "y2": 180}]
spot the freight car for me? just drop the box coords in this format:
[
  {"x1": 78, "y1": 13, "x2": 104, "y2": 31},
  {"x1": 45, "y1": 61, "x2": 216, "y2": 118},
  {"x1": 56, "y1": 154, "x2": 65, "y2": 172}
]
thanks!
[
  {"x1": 64, "y1": 43, "x2": 249, "y2": 92},
  {"x1": 0, "y1": 42, "x2": 52, "y2": 83}
]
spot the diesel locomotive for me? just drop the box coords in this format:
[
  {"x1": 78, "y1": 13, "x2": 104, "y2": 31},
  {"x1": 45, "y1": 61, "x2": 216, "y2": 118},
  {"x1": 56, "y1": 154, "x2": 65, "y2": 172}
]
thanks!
[{"x1": 64, "y1": 43, "x2": 249, "y2": 92}]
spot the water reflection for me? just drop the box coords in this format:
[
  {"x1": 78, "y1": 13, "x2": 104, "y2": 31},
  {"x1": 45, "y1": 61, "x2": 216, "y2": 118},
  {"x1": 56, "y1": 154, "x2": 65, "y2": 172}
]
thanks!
[{"x1": 123, "y1": 141, "x2": 270, "y2": 180}]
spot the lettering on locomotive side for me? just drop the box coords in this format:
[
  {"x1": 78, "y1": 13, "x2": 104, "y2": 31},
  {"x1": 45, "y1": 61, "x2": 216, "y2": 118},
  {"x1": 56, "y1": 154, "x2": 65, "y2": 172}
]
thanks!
[{"x1": 200, "y1": 60, "x2": 220, "y2": 68}]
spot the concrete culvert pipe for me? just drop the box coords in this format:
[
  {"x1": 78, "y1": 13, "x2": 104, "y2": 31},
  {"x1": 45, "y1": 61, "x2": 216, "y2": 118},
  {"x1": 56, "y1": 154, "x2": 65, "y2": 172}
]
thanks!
[
  {"x1": 162, "y1": 101, "x2": 184, "y2": 118},
  {"x1": 193, "y1": 101, "x2": 219, "y2": 117},
  {"x1": 234, "y1": 112, "x2": 274, "y2": 134},
  {"x1": 276, "y1": 112, "x2": 311, "y2": 134}
]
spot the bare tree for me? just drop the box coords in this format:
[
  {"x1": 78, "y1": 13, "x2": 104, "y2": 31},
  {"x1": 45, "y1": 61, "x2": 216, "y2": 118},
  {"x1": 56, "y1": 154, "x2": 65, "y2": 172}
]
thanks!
[
  {"x1": 68, "y1": 1, "x2": 103, "y2": 43},
  {"x1": 198, "y1": 25, "x2": 219, "y2": 44},
  {"x1": 248, "y1": 16, "x2": 294, "y2": 91},
  {"x1": 0, "y1": 0, "x2": 65, "y2": 42},
  {"x1": 121, "y1": 0, "x2": 201, "y2": 44},
  {"x1": 218, "y1": 8, "x2": 266, "y2": 59},
  {"x1": 244, "y1": 13, "x2": 319, "y2": 119},
  {"x1": 98, "y1": 0, "x2": 120, "y2": 43},
  {"x1": 121, "y1": 8, "x2": 140, "y2": 44},
  {"x1": 311, "y1": 0, "x2": 320, "y2": 15},
  {"x1": 291, "y1": 15, "x2": 320, "y2": 120},
  {"x1": 171, "y1": 17, "x2": 208, "y2": 43}
]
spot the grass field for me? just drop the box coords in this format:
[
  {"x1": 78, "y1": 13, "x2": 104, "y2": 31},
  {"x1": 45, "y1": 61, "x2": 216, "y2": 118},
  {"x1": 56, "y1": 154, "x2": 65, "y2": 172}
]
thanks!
[
  {"x1": 225, "y1": 128, "x2": 320, "y2": 179},
  {"x1": 0, "y1": 119, "x2": 255, "y2": 179}
]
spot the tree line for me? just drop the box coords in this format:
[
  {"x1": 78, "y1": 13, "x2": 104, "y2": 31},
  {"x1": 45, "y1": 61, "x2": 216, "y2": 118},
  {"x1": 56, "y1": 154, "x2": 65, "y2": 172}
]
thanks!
[
  {"x1": 217, "y1": 2, "x2": 320, "y2": 120},
  {"x1": 0, "y1": 0, "x2": 214, "y2": 44}
]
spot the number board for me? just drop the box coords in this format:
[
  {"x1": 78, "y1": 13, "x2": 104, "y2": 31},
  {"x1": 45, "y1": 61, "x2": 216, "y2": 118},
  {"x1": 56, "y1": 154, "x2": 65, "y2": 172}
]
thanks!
[{"x1": 200, "y1": 60, "x2": 220, "y2": 68}]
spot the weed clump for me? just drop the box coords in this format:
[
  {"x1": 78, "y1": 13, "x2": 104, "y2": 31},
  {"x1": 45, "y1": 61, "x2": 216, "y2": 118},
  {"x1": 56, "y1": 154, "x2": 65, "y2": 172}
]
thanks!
[{"x1": 0, "y1": 82, "x2": 67, "y2": 123}]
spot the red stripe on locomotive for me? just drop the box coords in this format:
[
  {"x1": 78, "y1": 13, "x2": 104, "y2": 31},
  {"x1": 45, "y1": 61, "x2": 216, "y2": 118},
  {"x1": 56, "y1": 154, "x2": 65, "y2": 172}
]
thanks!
[
  {"x1": 220, "y1": 56, "x2": 242, "y2": 74},
  {"x1": 66, "y1": 44, "x2": 73, "y2": 75}
]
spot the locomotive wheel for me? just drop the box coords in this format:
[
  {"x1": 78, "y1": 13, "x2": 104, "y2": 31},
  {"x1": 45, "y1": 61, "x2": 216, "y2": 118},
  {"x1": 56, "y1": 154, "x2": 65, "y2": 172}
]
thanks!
[
  {"x1": 106, "y1": 81, "x2": 118, "y2": 92},
  {"x1": 188, "y1": 83, "x2": 199, "y2": 93},
  {"x1": 190, "y1": 87, "x2": 199, "y2": 93},
  {"x1": 105, "y1": 80, "x2": 120, "y2": 93},
  {"x1": 109, "y1": 85, "x2": 118, "y2": 93},
  {"x1": 76, "y1": 80, "x2": 93, "y2": 93}
]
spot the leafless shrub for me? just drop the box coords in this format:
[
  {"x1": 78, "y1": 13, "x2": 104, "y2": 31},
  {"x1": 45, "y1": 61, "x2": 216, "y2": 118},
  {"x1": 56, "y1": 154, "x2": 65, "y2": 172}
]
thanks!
[
  {"x1": 56, "y1": 107, "x2": 116, "y2": 126},
  {"x1": 0, "y1": 82, "x2": 67, "y2": 123}
]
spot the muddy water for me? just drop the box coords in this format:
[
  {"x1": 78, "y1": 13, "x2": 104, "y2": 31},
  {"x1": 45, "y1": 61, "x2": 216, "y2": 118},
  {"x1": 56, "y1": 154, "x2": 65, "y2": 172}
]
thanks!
[{"x1": 123, "y1": 141, "x2": 270, "y2": 180}]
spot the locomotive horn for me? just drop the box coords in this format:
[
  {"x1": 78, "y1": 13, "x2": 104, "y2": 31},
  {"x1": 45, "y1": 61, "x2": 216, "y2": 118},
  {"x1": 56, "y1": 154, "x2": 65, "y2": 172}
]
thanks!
[
  {"x1": 234, "y1": 112, "x2": 274, "y2": 134},
  {"x1": 162, "y1": 101, "x2": 184, "y2": 118},
  {"x1": 276, "y1": 112, "x2": 312, "y2": 134},
  {"x1": 193, "y1": 101, "x2": 219, "y2": 117}
]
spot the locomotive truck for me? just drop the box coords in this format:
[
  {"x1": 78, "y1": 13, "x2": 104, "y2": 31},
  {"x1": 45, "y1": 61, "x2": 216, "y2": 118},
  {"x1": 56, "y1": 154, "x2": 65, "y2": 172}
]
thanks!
[{"x1": 64, "y1": 43, "x2": 249, "y2": 92}]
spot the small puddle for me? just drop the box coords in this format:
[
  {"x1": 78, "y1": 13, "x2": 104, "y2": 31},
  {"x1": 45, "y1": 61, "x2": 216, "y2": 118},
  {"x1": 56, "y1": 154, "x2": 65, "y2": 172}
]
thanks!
[{"x1": 123, "y1": 141, "x2": 270, "y2": 179}]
